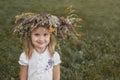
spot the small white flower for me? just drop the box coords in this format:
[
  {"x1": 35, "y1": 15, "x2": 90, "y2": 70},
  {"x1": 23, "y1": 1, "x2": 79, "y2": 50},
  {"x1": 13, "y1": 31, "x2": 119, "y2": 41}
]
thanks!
[
  {"x1": 48, "y1": 15, "x2": 60, "y2": 27},
  {"x1": 66, "y1": 17, "x2": 76, "y2": 24}
]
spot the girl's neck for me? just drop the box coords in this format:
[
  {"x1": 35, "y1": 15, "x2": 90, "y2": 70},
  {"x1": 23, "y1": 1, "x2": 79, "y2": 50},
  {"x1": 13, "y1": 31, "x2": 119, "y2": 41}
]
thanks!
[{"x1": 35, "y1": 47, "x2": 47, "y2": 54}]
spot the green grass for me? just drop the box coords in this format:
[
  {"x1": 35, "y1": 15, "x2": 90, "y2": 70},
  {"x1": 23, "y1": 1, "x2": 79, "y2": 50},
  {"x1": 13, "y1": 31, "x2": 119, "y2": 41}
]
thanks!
[{"x1": 0, "y1": 0, "x2": 120, "y2": 80}]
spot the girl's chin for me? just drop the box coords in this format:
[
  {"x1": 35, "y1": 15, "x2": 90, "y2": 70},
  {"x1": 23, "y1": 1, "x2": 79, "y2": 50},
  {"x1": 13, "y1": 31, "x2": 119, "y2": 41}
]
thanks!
[{"x1": 36, "y1": 45, "x2": 46, "y2": 48}]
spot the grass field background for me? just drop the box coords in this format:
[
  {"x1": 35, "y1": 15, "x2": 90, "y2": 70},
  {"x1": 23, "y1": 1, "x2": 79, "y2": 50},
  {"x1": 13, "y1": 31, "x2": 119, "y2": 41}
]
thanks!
[{"x1": 0, "y1": 0, "x2": 120, "y2": 80}]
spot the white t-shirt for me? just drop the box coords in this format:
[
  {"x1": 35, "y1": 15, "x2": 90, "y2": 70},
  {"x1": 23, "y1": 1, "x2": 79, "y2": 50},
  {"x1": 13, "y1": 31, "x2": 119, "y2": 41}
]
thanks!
[{"x1": 18, "y1": 48, "x2": 61, "y2": 80}]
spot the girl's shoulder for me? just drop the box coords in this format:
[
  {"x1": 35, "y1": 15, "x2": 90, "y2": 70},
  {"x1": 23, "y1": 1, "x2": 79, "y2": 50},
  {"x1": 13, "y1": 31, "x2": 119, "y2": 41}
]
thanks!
[
  {"x1": 20, "y1": 51, "x2": 27, "y2": 57},
  {"x1": 53, "y1": 51, "x2": 60, "y2": 57},
  {"x1": 53, "y1": 51, "x2": 61, "y2": 65},
  {"x1": 18, "y1": 51, "x2": 28, "y2": 65}
]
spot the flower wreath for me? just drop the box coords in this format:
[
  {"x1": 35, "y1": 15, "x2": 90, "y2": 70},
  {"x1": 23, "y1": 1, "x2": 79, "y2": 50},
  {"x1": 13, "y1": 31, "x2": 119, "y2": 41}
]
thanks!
[{"x1": 14, "y1": 7, "x2": 82, "y2": 41}]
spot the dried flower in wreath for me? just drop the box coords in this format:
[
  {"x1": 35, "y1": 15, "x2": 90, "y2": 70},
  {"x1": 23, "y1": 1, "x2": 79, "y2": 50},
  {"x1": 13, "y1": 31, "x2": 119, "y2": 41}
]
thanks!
[{"x1": 13, "y1": 11, "x2": 82, "y2": 41}]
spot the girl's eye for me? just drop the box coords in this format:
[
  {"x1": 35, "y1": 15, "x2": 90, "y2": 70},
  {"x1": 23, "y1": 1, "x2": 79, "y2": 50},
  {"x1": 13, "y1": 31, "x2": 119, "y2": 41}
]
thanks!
[
  {"x1": 34, "y1": 33, "x2": 40, "y2": 36},
  {"x1": 44, "y1": 33, "x2": 49, "y2": 36}
]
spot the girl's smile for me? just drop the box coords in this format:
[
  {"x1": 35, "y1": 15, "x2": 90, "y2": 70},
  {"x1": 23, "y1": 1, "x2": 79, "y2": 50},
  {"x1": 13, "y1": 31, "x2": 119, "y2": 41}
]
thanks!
[
  {"x1": 31, "y1": 27, "x2": 50, "y2": 53},
  {"x1": 36, "y1": 41, "x2": 44, "y2": 45}
]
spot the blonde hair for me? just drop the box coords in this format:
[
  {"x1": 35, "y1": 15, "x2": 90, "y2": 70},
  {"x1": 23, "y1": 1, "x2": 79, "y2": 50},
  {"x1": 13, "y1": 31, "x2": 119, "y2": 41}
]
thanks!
[{"x1": 24, "y1": 26, "x2": 56, "y2": 59}]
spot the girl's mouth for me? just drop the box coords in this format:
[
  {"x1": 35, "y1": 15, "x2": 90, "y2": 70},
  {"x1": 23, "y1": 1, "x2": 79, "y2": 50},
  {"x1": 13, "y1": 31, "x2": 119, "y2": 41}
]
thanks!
[{"x1": 37, "y1": 41, "x2": 44, "y2": 45}]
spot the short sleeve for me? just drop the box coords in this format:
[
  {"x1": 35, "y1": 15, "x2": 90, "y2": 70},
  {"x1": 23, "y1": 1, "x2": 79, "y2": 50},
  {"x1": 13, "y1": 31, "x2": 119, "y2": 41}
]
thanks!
[
  {"x1": 53, "y1": 52, "x2": 61, "y2": 66},
  {"x1": 18, "y1": 52, "x2": 28, "y2": 66}
]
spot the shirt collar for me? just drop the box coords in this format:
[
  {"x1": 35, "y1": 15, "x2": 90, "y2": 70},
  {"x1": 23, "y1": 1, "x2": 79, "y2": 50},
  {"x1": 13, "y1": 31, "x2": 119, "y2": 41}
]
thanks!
[{"x1": 33, "y1": 47, "x2": 49, "y2": 56}]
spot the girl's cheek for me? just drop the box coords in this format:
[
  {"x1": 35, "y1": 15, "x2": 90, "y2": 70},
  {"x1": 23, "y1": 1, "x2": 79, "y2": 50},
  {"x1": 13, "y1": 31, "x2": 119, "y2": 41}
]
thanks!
[
  {"x1": 34, "y1": 37, "x2": 39, "y2": 41},
  {"x1": 31, "y1": 36, "x2": 38, "y2": 41}
]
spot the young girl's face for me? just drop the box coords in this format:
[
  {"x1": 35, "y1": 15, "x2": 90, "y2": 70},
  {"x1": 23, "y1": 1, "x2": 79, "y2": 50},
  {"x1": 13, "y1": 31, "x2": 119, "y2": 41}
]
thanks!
[{"x1": 31, "y1": 27, "x2": 51, "y2": 52}]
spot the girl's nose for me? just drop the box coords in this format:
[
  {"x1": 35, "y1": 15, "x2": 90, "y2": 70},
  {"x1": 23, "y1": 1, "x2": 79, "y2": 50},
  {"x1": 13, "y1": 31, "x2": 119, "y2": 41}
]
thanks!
[{"x1": 38, "y1": 35, "x2": 44, "y2": 41}]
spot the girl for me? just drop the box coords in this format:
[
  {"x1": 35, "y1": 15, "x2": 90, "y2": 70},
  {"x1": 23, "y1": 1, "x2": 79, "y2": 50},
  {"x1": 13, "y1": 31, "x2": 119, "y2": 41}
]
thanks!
[{"x1": 14, "y1": 12, "x2": 80, "y2": 80}]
